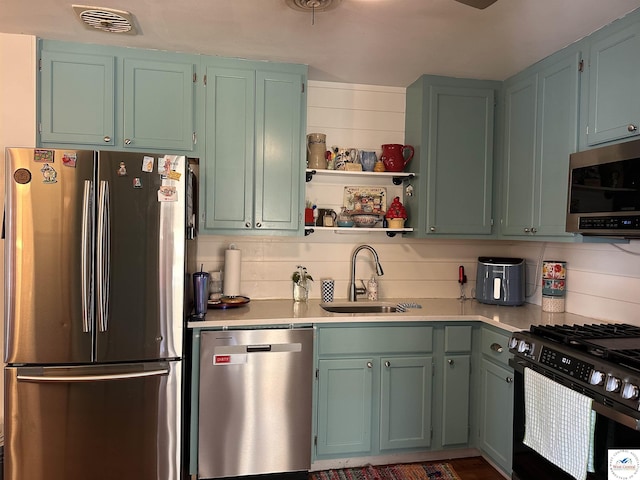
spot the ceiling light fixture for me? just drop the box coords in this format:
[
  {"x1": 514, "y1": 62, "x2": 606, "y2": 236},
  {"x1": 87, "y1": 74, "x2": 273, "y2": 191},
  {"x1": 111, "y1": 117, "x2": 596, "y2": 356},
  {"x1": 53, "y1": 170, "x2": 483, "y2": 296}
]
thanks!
[
  {"x1": 285, "y1": 0, "x2": 342, "y2": 25},
  {"x1": 72, "y1": 5, "x2": 137, "y2": 34}
]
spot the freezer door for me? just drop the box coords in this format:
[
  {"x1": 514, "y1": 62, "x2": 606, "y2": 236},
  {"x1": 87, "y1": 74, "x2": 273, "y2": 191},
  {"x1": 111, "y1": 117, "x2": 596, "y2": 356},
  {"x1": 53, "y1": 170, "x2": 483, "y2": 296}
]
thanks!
[
  {"x1": 4, "y1": 148, "x2": 95, "y2": 364},
  {"x1": 4, "y1": 361, "x2": 181, "y2": 480},
  {"x1": 95, "y1": 152, "x2": 186, "y2": 362}
]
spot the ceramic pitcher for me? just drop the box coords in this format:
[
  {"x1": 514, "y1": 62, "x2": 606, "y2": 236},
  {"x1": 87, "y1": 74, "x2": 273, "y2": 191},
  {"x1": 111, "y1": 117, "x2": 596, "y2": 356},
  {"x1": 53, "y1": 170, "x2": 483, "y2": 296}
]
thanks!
[{"x1": 380, "y1": 144, "x2": 414, "y2": 172}]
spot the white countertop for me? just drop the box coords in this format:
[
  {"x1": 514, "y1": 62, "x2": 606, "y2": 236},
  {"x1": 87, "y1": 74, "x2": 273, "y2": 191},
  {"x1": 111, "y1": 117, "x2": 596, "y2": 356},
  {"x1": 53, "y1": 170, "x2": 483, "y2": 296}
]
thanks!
[{"x1": 188, "y1": 298, "x2": 597, "y2": 332}]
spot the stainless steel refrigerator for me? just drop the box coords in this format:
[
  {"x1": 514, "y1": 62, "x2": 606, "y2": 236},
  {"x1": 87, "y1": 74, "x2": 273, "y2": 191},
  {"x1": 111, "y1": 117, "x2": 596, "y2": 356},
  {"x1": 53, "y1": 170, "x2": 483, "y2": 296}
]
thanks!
[{"x1": 3, "y1": 148, "x2": 196, "y2": 480}]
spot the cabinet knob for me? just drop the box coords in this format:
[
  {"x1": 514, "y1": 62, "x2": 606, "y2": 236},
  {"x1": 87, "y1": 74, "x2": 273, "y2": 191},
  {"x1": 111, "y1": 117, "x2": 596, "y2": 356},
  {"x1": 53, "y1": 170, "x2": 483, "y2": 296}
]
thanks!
[
  {"x1": 447, "y1": 359, "x2": 454, "y2": 366},
  {"x1": 245, "y1": 222, "x2": 251, "y2": 228},
  {"x1": 385, "y1": 361, "x2": 391, "y2": 367},
  {"x1": 530, "y1": 227, "x2": 537, "y2": 233},
  {"x1": 506, "y1": 377, "x2": 514, "y2": 383},
  {"x1": 523, "y1": 228, "x2": 530, "y2": 233},
  {"x1": 124, "y1": 138, "x2": 132, "y2": 145},
  {"x1": 429, "y1": 226, "x2": 436, "y2": 232},
  {"x1": 628, "y1": 124, "x2": 638, "y2": 132},
  {"x1": 490, "y1": 342, "x2": 503, "y2": 353},
  {"x1": 367, "y1": 362, "x2": 373, "y2": 369},
  {"x1": 103, "y1": 136, "x2": 111, "y2": 143},
  {"x1": 256, "y1": 222, "x2": 262, "y2": 228}
]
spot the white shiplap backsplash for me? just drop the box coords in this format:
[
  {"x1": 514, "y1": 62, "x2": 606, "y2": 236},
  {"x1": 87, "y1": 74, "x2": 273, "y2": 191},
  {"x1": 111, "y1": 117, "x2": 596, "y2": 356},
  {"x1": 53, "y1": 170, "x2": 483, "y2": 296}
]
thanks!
[{"x1": 198, "y1": 79, "x2": 640, "y2": 326}]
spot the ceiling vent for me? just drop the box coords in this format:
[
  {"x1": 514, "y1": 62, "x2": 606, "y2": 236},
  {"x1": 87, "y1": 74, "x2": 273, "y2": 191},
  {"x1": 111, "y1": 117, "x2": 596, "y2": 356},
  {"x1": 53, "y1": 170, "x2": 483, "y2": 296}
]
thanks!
[
  {"x1": 285, "y1": 0, "x2": 342, "y2": 13},
  {"x1": 72, "y1": 5, "x2": 137, "y2": 34}
]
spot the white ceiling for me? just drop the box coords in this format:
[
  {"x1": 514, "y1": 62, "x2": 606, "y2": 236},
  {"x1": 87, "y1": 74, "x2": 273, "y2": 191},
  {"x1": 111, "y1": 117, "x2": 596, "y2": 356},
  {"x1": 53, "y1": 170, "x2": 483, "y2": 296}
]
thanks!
[{"x1": 2, "y1": 0, "x2": 640, "y2": 87}]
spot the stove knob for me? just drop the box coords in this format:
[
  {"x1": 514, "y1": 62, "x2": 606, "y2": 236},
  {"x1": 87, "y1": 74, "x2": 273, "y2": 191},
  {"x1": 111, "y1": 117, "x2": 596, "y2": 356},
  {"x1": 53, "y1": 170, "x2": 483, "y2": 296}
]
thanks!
[
  {"x1": 622, "y1": 383, "x2": 640, "y2": 400},
  {"x1": 606, "y1": 375, "x2": 622, "y2": 393},
  {"x1": 508, "y1": 337, "x2": 519, "y2": 350},
  {"x1": 517, "y1": 340, "x2": 532, "y2": 354},
  {"x1": 589, "y1": 370, "x2": 605, "y2": 386}
]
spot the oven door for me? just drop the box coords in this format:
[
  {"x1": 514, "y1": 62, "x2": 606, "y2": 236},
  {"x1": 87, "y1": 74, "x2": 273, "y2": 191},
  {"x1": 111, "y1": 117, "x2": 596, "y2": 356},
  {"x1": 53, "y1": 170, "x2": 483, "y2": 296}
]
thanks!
[{"x1": 512, "y1": 361, "x2": 640, "y2": 480}]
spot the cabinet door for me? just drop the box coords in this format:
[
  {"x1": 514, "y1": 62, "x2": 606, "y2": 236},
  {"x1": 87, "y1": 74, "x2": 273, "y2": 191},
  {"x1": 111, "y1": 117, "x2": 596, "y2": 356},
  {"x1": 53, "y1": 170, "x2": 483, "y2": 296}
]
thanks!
[
  {"x1": 202, "y1": 66, "x2": 255, "y2": 230},
  {"x1": 534, "y1": 51, "x2": 580, "y2": 237},
  {"x1": 427, "y1": 86, "x2": 494, "y2": 235},
  {"x1": 587, "y1": 23, "x2": 640, "y2": 146},
  {"x1": 254, "y1": 70, "x2": 303, "y2": 231},
  {"x1": 442, "y1": 354, "x2": 470, "y2": 446},
  {"x1": 40, "y1": 51, "x2": 115, "y2": 146},
  {"x1": 379, "y1": 356, "x2": 432, "y2": 451},
  {"x1": 501, "y1": 75, "x2": 537, "y2": 236},
  {"x1": 123, "y1": 58, "x2": 195, "y2": 150},
  {"x1": 479, "y1": 359, "x2": 514, "y2": 474},
  {"x1": 316, "y1": 358, "x2": 373, "y2": 456}
]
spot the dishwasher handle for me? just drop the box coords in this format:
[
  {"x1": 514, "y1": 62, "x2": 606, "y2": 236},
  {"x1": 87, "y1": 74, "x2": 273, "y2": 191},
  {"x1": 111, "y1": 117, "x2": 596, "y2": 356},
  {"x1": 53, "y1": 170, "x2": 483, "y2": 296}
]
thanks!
[
  {"x1": 214, "y1": 343, "x2": 303, "y2": 355},
  {"x1": 247, "y1": 345, "x2": 272, "y2": 352}
]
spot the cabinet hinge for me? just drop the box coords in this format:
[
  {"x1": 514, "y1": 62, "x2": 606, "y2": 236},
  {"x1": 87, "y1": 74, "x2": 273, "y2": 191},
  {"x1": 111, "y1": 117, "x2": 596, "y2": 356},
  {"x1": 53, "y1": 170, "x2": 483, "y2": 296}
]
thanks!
[
  {"x1": 314, "y1": 435, "x2": 317, "y2": 446},
  {"x1": 38, "y1": 122, "x2": 42, "y2": 133},
  {"x1": 38, "y1": 58, "x2": 42, "y2": 72},
  {"x1": 193, "y1": 72, "x2": 197, "y2": 83},
  {"x1": 193, "y1": 132, "x2": 197, "y2": 144},
  {"x1": 578, "y1": 59, "x2": 584, "y2": 72},
  {"x1": 490, "y1": 218, "x2": 494, "y2": 226},
  {"x1": 315, "y1": 368, "x2": 319, "y2": 379},
  {"x1": 203, "y1": 74, "x2": 207, "y2": 86},
  {"x1": 301, "y1": 82, "x2": 305, "y2": 93}
]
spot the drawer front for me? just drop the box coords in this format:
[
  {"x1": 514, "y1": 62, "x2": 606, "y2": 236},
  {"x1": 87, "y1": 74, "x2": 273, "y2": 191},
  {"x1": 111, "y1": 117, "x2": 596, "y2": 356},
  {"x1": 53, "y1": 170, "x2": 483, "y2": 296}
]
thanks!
[
  {"x1": 481, "y1": 328, "x2": 512, "y2": 367},
  {"x1": 444, "y1": 325, "x2": 472, "y2": 352},
  {"x1": 318, "y1": 326, "x2": 433, "y2": 355}
]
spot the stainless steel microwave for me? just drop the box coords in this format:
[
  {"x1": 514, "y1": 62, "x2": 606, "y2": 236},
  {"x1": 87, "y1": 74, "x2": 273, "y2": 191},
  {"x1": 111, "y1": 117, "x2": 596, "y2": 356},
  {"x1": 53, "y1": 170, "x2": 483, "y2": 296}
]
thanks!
[{"x1": 567, "y1": 138, "x2": 640, "y2": 237}]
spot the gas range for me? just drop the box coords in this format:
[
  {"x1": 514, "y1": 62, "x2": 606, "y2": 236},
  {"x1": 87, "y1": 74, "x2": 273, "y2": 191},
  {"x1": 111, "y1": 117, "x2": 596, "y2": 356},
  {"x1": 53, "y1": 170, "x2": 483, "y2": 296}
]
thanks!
[{"x1": 509, "y1": 323, "x2": 640, "y2": 415}]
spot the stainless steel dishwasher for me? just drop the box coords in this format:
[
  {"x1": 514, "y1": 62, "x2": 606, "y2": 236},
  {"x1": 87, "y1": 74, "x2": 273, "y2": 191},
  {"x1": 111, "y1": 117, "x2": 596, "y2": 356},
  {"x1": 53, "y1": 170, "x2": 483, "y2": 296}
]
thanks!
[{"x1": 197, "y1": 327, "x2": 314, "y2": 479}]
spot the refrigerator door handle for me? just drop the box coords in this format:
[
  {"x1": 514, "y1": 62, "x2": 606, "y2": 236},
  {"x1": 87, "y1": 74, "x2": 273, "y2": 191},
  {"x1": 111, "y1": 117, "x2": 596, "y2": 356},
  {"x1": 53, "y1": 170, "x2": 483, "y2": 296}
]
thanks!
[
  {"x1": 16, "y1": 368, "x2": 169, "y2": 383},
  {"x1": 96, "y1": 180, "x2": 111, "y2": 332},
  {"x1": 81, "y1": 180, "x2": 93, "y2": 333}
]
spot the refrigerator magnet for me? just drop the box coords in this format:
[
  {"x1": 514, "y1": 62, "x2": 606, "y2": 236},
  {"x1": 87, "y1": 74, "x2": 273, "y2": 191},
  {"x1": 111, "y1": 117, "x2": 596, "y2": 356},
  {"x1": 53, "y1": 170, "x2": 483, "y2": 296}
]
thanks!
[
  {"x1": 133, "y1": 177, "x2": 143, "y2": 189},
  {"x1": 167, "y1": 170, "x2": 182, "y2": 181},
  {"x1": 117, "y1": 162, "x2": 128, "y2": 176},
  {"x1": 40, "y1": 164, "x2": 57, "y2": 184},
  {"x1": 142, "y1": 156, "x2": 154, "y2": 173},
  {"x1": 13, "y1": 168, "x2": 32, "y2": 184},
  {"x1": 158, "y1": 157, "x2": 172, "y2": 177},
  {"x1": 62, "y1": 153, "x2": 77, "y2": 168},
  {"x1": 158, "y1": 185, "x2": 177, "y2": 202},
  {"x1": 34, "y1": 149, "x2": 54, "y2": 163}
]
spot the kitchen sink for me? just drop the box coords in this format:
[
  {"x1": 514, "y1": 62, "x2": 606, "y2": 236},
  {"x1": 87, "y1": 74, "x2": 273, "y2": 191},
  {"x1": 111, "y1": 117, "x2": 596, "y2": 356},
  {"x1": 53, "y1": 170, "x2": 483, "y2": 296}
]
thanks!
[{"x1": 320, "y1": 303, "x2": 399, "y2": 314}]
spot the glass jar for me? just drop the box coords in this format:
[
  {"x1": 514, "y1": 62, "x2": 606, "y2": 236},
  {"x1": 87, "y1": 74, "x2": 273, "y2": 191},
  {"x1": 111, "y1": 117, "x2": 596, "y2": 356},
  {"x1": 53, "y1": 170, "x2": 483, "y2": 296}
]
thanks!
[{"x1": 293, "y1": 281, "x2": 310, "y2": 302}]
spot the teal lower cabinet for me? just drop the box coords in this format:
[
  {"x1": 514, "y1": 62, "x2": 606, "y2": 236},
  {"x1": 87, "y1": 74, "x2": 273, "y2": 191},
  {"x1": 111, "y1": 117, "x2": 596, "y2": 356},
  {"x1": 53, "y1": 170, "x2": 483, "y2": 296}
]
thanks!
[
  {"x1": 379, "y1": 356, "x2": 433, "y2": 451},
  {"x1": 441, "y1": 325, "x2": 473, "y2": 447},
  {"x1": 477, "y1": 327, "x2": 514, "y2": 475},
  {"x1": 316, "y1": 358, "x2": 374, "y2": 456},
  {"x1": 315, "y1": 325, "x2": 434, "y2": 459}
]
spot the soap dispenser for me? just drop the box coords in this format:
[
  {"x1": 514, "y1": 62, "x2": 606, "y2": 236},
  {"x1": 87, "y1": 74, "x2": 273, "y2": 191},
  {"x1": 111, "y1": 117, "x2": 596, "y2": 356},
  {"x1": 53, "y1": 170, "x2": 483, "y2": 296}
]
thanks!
[{"x1": 367, "y1": 275, "x2": 378, "y2": 301}]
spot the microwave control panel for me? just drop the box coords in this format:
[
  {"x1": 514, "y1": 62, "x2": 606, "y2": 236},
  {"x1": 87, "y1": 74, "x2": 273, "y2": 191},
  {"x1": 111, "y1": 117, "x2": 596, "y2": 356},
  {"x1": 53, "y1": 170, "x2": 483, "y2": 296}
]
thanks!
[{"x1": 579, "y1": 215, "x2": 640, "y2": 230}]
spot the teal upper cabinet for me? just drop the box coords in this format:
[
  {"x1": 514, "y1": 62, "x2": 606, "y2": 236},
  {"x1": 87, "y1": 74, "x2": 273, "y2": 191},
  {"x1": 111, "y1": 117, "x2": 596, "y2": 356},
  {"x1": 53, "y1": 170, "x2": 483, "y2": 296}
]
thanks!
[
  {"x1": 585, "y1": 19, "x2": 640, "y2": 146},
  {"x1": 38, "y1": 40, "x2": 197, "y2": 152},
  {"x1": 122, "y1": 57, "x2": 195, "y2": 150},
  {"x1": 501, "y1": 47, "x2": 580, "y2": 238},
  {"x1": 200, "y1": 59, "x2": 306, "y2": 235},
  {"x1": 405, "y1": 75, "x2": 499, "y2": 237},
  {"x1": 40, "y1": 49, "x2": 115, "y2": 146}
]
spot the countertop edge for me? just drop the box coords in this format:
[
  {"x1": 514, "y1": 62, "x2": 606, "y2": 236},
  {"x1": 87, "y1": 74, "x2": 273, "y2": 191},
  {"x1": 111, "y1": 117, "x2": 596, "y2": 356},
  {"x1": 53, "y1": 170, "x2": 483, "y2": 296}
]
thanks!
[{"x1": 187, "y1": 298, "x2": 595, "y2": 333}]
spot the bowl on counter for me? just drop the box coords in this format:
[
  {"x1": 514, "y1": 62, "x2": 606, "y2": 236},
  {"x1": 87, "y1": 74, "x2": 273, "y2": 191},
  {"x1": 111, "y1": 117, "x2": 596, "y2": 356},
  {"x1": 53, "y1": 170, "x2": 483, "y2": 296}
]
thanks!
[{"x1": 351, "y1": 213, "x2": 382, "y2": 228}]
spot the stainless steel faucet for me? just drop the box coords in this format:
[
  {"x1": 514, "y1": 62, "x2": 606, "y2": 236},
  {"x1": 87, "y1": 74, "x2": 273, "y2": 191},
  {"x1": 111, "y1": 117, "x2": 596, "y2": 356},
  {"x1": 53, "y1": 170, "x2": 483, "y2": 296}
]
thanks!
[{"x1": 349, "y1": 244, "x2": 384, "y2": 301}]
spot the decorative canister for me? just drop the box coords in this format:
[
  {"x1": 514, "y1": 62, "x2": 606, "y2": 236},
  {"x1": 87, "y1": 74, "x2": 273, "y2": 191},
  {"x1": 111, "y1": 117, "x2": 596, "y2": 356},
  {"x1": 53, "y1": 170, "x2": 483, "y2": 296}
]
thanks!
[
  {"x1": 542, "y1": 260, "x2": 567, "y2": 297},
  {"x1": 542, "y1": 295, "x2": 565, "y2": 313},
  {"x1": 307, "y1": 133, "x2": 327, "y2": 169}
]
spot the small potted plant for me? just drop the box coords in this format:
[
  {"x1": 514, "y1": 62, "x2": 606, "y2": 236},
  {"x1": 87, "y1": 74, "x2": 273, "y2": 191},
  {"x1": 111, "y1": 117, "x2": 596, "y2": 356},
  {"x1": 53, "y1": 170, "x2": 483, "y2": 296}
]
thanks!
[
  {"x1": 291, "y1": 265, "x2": 313, "y2": 302},
  {"x1": 385, "y1": 196, "x2": 408, "y2": 229}
]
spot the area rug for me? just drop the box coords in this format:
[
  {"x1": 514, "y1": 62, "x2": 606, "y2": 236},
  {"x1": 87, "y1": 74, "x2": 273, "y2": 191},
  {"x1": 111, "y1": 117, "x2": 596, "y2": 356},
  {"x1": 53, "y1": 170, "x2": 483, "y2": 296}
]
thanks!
[{"x1": 309, "y1": 462, "x2": 462, "y2": 480}]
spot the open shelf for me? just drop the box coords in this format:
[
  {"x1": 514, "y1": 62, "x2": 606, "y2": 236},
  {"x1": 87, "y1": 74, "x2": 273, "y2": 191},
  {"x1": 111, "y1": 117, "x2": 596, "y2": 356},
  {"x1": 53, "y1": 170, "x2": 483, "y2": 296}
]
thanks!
[
  {"x1": 306, "y1": 168, "x2": 415, "y2": 185},
  {"x1": 304, "y1": 226, "x2": 413, "y2": 237}
]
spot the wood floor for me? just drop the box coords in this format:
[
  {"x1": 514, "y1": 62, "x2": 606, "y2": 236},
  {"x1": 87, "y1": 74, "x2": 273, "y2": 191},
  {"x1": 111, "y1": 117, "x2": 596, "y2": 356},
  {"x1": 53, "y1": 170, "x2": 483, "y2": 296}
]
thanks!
[{"x1": 437, "y1": 456, "x2": 506, "y2": 480}]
